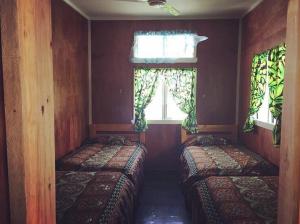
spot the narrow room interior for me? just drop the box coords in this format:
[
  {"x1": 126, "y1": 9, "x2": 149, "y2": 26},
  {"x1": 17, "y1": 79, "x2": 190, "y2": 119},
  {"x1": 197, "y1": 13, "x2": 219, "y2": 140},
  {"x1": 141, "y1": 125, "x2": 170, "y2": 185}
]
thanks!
[{"x1": 0, "y1": 0, "x2": 300, "y2": 223}]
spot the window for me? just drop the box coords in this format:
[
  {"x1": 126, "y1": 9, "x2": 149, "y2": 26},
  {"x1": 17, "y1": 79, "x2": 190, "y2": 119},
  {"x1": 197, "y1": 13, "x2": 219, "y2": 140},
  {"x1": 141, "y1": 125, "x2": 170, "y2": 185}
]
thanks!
[
  {"x1": 254, "y1": 75, "x2": 276, "y2": 129},
  {"x1": 131, "y1": 31, "x2": 207, "y2": 63},
  {"x1": 145, "y1": 75, "x2": 187, "y2": 122}
]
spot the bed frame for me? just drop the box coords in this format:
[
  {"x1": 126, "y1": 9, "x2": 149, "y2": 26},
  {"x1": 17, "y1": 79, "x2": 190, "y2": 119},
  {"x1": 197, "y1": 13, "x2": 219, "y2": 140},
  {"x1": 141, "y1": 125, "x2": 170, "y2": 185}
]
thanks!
[
  {"x1": 181, "y1": 124, "x2": 238, "y2": 144},
  {"x1": 89, "y1": 123, "x2": 146, "y2": 145}
]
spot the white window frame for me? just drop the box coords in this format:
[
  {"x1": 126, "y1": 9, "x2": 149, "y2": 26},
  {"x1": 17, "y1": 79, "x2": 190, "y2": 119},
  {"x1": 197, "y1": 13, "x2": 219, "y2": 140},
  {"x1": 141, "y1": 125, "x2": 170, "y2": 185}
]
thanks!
[
  {"x1": 147, "y1": 77, "x2": 188, "y2": 124},
  {"x1": 147, "y1": 80, "x2": 184, "y2": 124}
]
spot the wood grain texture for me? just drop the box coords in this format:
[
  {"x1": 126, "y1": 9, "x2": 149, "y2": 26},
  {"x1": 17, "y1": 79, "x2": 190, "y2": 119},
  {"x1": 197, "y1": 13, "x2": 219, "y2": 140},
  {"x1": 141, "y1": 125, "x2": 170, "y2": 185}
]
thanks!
[
  {"x1": 238, "y1": 0, "x2": 288, "y2": 166},
  {"x1": 91, "y1": 20, "x2": 239, "y2": 170},
  {"x1": 1, "y1": 0, "x2": 56, "y2": 223},
  {"x1": 89, "y1": 123, "x2": 146, "y2": 144},
  {"x1": 278, "y1": 0, "x2": 300, "y2": 222},
  {"x1": 52, "y1": 0, "x2": 89, "y2": 159},
  {"x1": 91, "y1": 20, "x2": 239, "y2": 125},
  {"x1": 0, "y1": 33, "x2": 10, "y2": 224},
  {"x1": 181, "y1": 124, "x2": 237, "y2": 143},
  {"x1": 145, "y1": 124, "x2": 181, "y2": 171}
]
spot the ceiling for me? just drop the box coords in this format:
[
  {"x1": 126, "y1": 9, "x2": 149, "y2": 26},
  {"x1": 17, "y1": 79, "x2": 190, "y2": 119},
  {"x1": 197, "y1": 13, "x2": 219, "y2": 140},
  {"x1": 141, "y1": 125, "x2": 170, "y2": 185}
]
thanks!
[{"x1": 64, "y1": 0, "x2": 263, "y2": 20}]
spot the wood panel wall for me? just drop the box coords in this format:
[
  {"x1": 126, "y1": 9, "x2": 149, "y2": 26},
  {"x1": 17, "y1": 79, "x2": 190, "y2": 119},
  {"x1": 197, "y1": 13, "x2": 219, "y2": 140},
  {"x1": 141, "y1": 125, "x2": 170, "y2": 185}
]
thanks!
[
  {"x1": 278, "y1": 0, "x2": 300, "y2": 222},
  {"x1": 52, "y1": 0, "x2": 89, "y2": 159},
  {"x1": 91, "y1": 20, "x2": 239, "y2": 170},
  {"x1": 1, "y1": 0, "x2": 55, "y2": 223},
  {"x1": 238, "y1": 0, "x2": 288, "y2": 166},
  {"x1": 0, "y1": 33, "x2": 10, "y2": 224}
]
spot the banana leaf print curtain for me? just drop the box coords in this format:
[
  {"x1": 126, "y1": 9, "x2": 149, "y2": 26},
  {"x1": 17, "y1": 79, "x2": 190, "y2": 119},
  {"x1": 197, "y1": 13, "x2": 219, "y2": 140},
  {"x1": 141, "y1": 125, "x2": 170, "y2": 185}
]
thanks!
[
  {"x1": 134, "y1": 68, "x2": 159, "y2": 132},
  {"x1": 164, "y1": 68, "x2": 197, "y2": 133},
  {"x1": 268, "y1": 44, "x2": 286, "y2": 145},
  {"x1": 243, "y1": 52, "x2": 268, "y2": 132},
  {"x1": 134, "y1": 68, "x2": 197, "y2": 133},
  {"x1": 243, "y1": 43, "x2": 286, "y2": 146}
]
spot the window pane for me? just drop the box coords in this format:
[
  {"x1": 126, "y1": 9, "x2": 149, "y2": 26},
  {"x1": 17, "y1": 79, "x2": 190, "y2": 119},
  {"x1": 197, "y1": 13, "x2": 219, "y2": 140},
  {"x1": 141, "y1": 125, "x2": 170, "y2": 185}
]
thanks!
[
  {"x1": 135, "y1": 35, "x2": 164, "y2": 58},
  {"x1": 164, "y1": 35, "x2": 194, "y2": 58},
  {"x1": 166, "y1": 88, "x2": 187, "y2": 120},
  {"x1": 145, "y1": 78, "x2": 163, "y2": 120}
]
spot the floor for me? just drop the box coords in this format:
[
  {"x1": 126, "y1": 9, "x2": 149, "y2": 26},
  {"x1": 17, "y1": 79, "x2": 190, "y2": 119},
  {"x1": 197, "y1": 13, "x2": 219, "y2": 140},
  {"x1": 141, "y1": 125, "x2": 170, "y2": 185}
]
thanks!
[{"x1": 135, "y1": 171, "x2": 191, "y2": 224}]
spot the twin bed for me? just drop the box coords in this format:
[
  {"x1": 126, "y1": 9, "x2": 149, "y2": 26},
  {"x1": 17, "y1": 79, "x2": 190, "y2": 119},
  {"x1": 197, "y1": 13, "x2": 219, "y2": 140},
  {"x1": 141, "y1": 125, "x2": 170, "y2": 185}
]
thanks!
[
  {"x1": 55, "y1": 124, "x2": 146, "y2": 224},
  {"x1": 179, "y1": 125, "x2": 279, "y2": 223}
]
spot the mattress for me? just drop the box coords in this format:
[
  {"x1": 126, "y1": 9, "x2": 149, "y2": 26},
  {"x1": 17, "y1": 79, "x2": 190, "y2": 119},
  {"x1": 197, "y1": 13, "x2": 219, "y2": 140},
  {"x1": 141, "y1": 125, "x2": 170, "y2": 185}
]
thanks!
[
  {"x1": 189, "y1": 176, "x2": 278, "y2": 224},
  {"x1": 56, "y1": 171, "x2": 135, "y2": 224},
  {"x1": 56, "y1": 142, "x2": 146, "y2": 190},
  {"x1": 180, "y1": 144, "x2": 278, "y2": 187}
]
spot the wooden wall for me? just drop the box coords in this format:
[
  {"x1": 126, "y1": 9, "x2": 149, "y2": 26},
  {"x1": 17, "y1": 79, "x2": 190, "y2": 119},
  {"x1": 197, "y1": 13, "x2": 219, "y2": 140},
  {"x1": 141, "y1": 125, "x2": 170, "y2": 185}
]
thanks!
[
  {"x1": 0, "y1": 33, "x2": 10, "y2": 224},
  {"x1": 91, "y1": 20, "x2": 239, "y2": 171},
  {"x1": 238, "y1": 0, "x2": 288, "y2": 166},
  {"x1": 52, "y1": 0, "x2": 89, "y2": 159}
]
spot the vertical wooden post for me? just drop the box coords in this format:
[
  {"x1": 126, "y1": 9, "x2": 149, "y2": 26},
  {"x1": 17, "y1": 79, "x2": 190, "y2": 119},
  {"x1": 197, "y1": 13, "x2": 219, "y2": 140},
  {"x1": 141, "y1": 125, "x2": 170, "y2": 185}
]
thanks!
[
  {"x1": 278, "y1": 0, "x2": 300, "y2": 223},
  {"x1": 1, "y1": 0, "x2": 56, "y2": 223}
]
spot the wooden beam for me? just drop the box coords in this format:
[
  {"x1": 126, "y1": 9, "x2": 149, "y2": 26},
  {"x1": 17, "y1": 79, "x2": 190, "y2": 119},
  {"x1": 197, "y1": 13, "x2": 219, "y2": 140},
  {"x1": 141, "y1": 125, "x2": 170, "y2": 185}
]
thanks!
[
  {"x1": 89, "y1": 123, "x2": 146, "y2": 144},
  {"x1": 1, "y1": 0, "x2": 56, "y2": 223},
  {"x1": 180, "y1": 124, "x2": 237, "y2": 143},
  {"x1": 278, "y1": 0, "x2": 300, "y2": 223}
]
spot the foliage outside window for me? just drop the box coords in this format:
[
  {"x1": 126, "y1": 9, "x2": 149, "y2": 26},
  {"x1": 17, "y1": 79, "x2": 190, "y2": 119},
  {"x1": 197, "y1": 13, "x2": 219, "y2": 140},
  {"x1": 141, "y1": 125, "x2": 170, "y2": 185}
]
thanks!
[
  {"x1": 131, "y1": 31, "x2": 207, "y2": 63},
  {"x1": 134, "y1": 68, "x2": 197, "y2": 133},
  {"x1": 243, "y1": 43, "x2": 286, "y2": 145}
]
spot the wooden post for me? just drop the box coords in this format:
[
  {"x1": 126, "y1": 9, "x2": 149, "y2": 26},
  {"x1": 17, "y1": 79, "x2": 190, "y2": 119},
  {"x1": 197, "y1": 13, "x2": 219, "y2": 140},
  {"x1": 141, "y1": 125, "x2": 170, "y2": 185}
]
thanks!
[
  {"x1": 278, "y1": 0, "x2": 300, "y2": 223},
  {"x1": 1, "y1": 0, "x2": 56, "y2": 223}
]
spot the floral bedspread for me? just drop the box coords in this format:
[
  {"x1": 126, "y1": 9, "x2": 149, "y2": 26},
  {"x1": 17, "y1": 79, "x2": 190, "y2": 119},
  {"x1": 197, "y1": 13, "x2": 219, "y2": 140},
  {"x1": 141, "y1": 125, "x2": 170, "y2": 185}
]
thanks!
[
  {"x1": 180, "y1": 145, "x2": 278, "y2": 186},
  {"x1": 190, "y1": 176, "x2": 278, "y2": 224},
  {"x1": 56, "y1": 143, "x2": 146, "y2": 189},
  {"x1": 56, "y1": 171, "x2": 135, "y2": 224}
]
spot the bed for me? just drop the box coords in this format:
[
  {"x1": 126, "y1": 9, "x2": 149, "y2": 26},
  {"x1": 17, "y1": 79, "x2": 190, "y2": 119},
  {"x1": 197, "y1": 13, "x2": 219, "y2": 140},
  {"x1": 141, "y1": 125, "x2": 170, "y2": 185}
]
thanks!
[
  {"x1": 179, "y1": 125, "x2": 278, "y2": 188},
  {"x1": 56, "y1": 124, "x2": 147, "y2": 191},
  {"x1": 189, "y1": 176, "x2": 278, "y2": 224},
  {"x1": 56, "y1": 171, "x2": 135, "y2": 224}
]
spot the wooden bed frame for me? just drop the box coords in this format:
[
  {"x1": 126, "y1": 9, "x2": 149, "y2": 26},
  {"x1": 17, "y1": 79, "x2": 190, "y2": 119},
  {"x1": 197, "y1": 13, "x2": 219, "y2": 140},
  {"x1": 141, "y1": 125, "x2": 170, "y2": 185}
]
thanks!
[
  {"x1": 181, "y1": 124, "x2": 238, "y2": 144},
  {"x1": 89, "y1": 123, "x2": 146, "y2": 145}
]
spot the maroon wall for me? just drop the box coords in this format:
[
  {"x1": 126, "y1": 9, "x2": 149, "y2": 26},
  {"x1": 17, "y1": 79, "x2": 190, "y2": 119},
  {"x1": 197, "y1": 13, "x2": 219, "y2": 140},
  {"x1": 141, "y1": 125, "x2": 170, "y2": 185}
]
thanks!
[
  {"x1": 91, "y1": 20, "x2": 239, "y2": 171},
  {"x1": 238, "y1": 0, "x2": 288, "y2": 166},
  {"x1": 52, "y1": 0, "x2": 89, "y2": 159},
  {"x1": 0, "y1": 34, "x2": 10, "y2": 223}
]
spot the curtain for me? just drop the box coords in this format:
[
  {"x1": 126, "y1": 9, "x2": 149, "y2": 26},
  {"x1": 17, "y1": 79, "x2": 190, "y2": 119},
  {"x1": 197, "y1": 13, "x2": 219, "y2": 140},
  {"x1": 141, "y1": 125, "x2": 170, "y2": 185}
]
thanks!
[
  {"x1": 134, "y1": 68, "x2": 159, "y2": 132},
  {"x1": 268, "y1": 43, "x2": 286, "y2": 145},
  {"x1": 243, "y1": 52, "x2": 268, "y2": 132},
  {"x1": 164, "y1": 68, "x2": 198, "y2": 133}
]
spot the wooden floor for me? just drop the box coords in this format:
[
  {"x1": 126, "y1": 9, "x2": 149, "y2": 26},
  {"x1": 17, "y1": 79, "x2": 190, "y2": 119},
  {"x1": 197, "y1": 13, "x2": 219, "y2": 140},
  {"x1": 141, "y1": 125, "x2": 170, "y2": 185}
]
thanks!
[{"x1": 135, "y1": 171, "x2": 191, "y2": 224}]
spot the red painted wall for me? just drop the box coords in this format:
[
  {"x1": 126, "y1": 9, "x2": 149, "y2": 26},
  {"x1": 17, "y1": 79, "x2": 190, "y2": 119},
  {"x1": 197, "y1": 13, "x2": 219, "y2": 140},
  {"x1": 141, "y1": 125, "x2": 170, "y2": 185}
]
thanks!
[
  {"x1": 238, "y1": 0, "x2": 288, "y2": 166},
  {"x1": 0, "y1": 34, "x2": 10, "y2": 223},
  {"x1": 52, "y1": 0, "x2": 89, "y2": 159},
  {"x1": 91, "y1": 20, "x2": 239, "y2": 170}
]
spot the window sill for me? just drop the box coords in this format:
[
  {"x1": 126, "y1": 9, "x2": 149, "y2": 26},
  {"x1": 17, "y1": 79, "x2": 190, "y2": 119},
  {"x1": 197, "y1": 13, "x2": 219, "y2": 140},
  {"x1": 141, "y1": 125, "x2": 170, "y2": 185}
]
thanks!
[
  {"x1": 254, "y1": 120, "x2": 275, "y2": 131},
  {"x1": 147, "y1": 120, "x2": 182, "y2": 124}
]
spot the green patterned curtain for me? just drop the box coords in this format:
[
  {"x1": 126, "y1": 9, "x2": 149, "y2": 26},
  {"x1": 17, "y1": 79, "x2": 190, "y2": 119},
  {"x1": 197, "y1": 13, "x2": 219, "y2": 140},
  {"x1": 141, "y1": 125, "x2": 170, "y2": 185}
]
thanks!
[
  {"x1": 134, "y1": 68, "x2": 159, "y2": 132},
  {"x1": 268, "y1": 43, "x2": 286, "y2": 145},
  {"x1": 243, "y1": 52, "x2": 268, "y2": 132},
  {"x1": 164, "y1": 68, "x2": 198, "y2": 133}
]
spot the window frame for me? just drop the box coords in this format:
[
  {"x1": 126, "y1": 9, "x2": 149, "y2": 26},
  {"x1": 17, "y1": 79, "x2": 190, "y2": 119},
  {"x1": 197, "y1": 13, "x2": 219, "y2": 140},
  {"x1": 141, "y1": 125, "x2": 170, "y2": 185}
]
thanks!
[
  {"x1": 131, "y1": 32, "x2": 202, "y2": 64},
  {"x1": 145, "y1": 76, "x2": 187, "y2": 124},
  {"x1": 252, "y1": 56, "x2": 276, "y2": 130}
]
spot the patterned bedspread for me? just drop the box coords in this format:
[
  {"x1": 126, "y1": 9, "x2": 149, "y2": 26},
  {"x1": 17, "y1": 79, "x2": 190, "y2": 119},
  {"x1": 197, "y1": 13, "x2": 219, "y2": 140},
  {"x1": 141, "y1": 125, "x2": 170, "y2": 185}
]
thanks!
[
  {"x1": 180, "y1": 145, "x2": 278, "y2": 186},
  {"x1": 190, "y1": 176, "x2": 278, "y2": 224},
  {"x1": 56, "y1": 171, "x2": 135, "y2": 224},
  {"x1": 56, "y1": 143, "x2": 146, "y2": 190}
]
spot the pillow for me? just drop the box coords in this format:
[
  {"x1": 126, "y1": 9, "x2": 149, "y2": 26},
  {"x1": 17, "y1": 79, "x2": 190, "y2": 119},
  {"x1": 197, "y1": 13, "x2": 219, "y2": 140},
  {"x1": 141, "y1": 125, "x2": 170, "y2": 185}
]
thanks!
[
  {"x1": 184, "y1": 135, "x2": 230, "y2": 147},
  {"x1": 107, "y1": 136, "x2": 126, "y2": 145}
]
